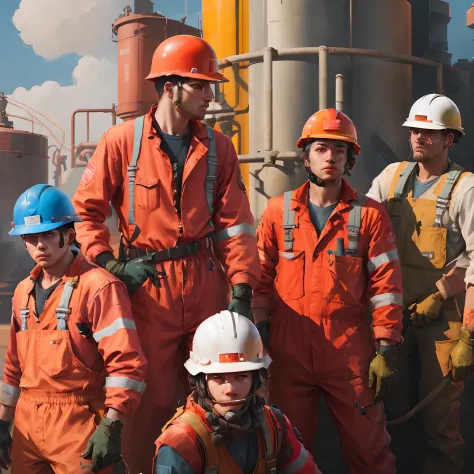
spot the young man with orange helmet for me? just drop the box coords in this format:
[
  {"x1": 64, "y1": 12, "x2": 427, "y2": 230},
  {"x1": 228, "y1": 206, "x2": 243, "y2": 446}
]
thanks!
[
  {"x1": 252, "y1": 109, "x2": 404, "y2": 473},
  {"x1": 0, "y1": 185, "x2": 146, "y2": 474},
  {"x1": 367, "y1": 94, "x2": 474, "y2": 474},
  {"x1": 154, "y1": 310, "x2": 321, "y2": 474},
  {"x1": 72, "y1": 35, "x2": 260, "y2": 473}
]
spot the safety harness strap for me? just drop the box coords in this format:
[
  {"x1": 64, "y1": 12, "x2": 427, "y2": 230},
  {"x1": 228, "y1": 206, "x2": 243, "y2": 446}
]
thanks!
[
  {"x1": 205, "y1": 125, "x2": 218, "y2": 229},
  {"x1": 56, "y1": 277, "x2": 78, "y2": 330},
  {"x1": 393, "y1": 161, "x2": 417, "y2": 198},
  {"x1": 178, "y1": 411, "x2": 219, "y2": 469},
  {"x1": 283, "y1": 191, "x2": 296, "y2": 252},
  {"x1": 346, "y1": 193, "x2": 367, "y2": 257},
  {"x1": 127, "y1": 115, "x2": 145, "y2": 245},
  {"x1": 434, "y1": 167, "x2": 463, "y2": 228}
]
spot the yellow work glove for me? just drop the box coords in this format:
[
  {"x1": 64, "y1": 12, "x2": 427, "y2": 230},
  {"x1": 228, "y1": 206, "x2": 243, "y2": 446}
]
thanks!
[
  {"x1": 409, "y1": 291, "x2": 444, "y2": 326},
  {"x1": 450, "y1": 326, "x2": 474, "y2": 382},
  {"x1": 368, "y1": 351, "x2": 397, "y2": 404}
]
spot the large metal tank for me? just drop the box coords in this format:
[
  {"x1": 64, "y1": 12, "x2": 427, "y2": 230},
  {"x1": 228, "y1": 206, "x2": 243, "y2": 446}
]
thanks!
[
  {"x1": 113, "y1": 12, "x2": 201, "y2": 121},
  {"x1": 249, "y1": 0, "x2": 354, "y2": 219},
  {"x1": 248, "y1": 0, "x2": 412, "y2": 219},
  {"x1": 0, "y1": 109, "x2": 48, "y2": 322},
  {"x1": 350, "y1": 0, "x2": 412, "y2": 192}
]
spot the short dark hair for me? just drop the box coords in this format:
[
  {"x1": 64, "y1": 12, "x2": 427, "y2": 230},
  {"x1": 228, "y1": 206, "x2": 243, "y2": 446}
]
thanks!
[{"x1": 154, "y1": 75, "x2": 185, "y2": 99}]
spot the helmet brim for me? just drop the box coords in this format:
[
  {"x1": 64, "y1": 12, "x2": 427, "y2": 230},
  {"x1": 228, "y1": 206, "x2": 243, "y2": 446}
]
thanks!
[
  {"x1": 296, "y1": 134, "x2": 361, "y2": 155},
  {"x1": 9, "y1": 217, "x2": 82, "y2": 236},
  {"x1": 146, "y1": 70, "x2": 229, "y2": 83},
  {"x1": 184, "y1": 355, "x2": 272, "y2": 376},
  {"x1": 402, "y1": 120, "x2": 465, "y2": 135}
]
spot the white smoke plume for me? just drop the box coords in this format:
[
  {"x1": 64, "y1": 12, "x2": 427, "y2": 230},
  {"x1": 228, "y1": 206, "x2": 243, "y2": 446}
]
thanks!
[{"x1": 6, "y1": 0, "x2": 130, "y2": 183}]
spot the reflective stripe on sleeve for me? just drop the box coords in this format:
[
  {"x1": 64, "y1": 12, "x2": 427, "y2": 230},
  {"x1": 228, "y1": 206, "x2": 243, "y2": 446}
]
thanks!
[
  {"x1": 212, "y1": 223, "x2": 255, "y2": 243},
  {"x1": 93, "y1": 318, "x2": 137, "y2": 342},
  {"x1": 370, "y1": 293, "x2": 403, "y2": 309},
  {"x1": 367, "y1": 248, "x2": 399, "y2": 273},
  {"x1": 105, "y1": 376, "x2": 146, "y2": 394}
]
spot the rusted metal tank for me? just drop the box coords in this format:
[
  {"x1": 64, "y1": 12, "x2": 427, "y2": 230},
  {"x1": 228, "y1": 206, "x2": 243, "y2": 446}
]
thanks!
[
  {"x1": 113, "y1": 12, "x2": 201, "y2": 121},
  {"x1": 0, "y1": 105, "x2": 48, "y2": 322}
]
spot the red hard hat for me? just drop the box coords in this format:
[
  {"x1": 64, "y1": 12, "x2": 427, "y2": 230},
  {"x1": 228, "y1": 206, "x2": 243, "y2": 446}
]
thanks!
[
  {"x1": 296, "y1": 108, "x2": 361, "y2": 155},
  {"x1": 146, "y1": 35, "x2": 228, "y2": 83}
]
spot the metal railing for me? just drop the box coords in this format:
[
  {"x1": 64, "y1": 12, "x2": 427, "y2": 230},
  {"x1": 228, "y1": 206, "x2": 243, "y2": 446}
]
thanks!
[
  {"x1": 216, "y1": 45, "x2": 443, "y2": 164},
  {"x1": 71, "y1": 105, "x2": 117, "y2": 168}
]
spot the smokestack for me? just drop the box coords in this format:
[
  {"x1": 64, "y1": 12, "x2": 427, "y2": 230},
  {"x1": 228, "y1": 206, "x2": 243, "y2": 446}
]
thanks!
[{"x1": 133, "y1": 0, "x2": 153, "y2": 14}]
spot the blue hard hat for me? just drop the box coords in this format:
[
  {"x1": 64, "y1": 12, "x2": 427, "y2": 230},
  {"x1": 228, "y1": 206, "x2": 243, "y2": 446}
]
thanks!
[{"x1": 9, "y1": 184, "x2": 82, "y2": 236}]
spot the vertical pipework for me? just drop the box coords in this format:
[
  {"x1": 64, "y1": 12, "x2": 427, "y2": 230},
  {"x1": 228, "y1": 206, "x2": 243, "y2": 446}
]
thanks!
[
  {"x1": 336, "y1": 74, "x2": 344, "y2": 111},
  {"x1": 319, "y1": 46, "x2": 328, "y2": 110},
  {"x1": 264, "y1": 46, "x2": 273, "y2": 152},
  {"x1": 350, "y1": 0, "x2": 353, "y2": 48},
  {"x1": 436, "y1": 64, "x2": 444, "y2": 94}
]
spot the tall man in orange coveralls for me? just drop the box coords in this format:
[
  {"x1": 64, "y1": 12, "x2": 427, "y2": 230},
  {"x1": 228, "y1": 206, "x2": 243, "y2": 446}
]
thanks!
[
  {"x1": 253, "y1": 109, "x2": 404, "y2": 474},
  {"x1": 73, "y1": 35, "x2": 260, "y2": 473},
  {"x1": 0, "y1": 184, "x2": 147, "y2": 473}
]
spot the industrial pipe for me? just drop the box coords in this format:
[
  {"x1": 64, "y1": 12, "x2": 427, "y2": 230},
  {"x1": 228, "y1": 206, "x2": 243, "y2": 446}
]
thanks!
[
  {"x1": 219, "y1": 46, "x2": 442, "y2": 70},
  {"x1": 71, "y1": 105, "x2": 117, "y2": 168},
  {"x1": 335, "y1": 74, "x2": 344, "y2": 111},
  {"x1": 319, "y1": 46, "x2": 328, "y2": 110},
  {"x1": 264, "y1": 47, "x2": 274, "y2": 153}
]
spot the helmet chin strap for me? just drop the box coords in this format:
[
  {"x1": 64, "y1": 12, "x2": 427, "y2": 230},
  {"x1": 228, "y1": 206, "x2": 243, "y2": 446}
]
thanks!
[
  {"x1": 306, "y1": 166, "x2": 326, "y2": 187},
  {"x1": 208, "y1": 391, "x2": 256, "y2": 407}
]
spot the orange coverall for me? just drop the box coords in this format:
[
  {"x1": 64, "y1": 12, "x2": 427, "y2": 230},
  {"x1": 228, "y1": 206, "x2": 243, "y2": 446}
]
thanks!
[
  {"x1": 154, "y1": 395, "x2": 322, "y2": 473},
  {"x1": 253, "y1": 180, "x2": 403, "y2": 474},
  {"x1": 72, "y1": 106, "x2": 260, "y2": 473},
  {"x1": 1, "y1": 254, "x2": 147, "y2": 474}
]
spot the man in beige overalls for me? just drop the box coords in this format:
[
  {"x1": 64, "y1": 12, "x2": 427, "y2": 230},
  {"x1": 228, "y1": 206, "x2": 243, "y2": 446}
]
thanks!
[{"x1": 367, "y1": 94, "x2": 474, "y2": 474}]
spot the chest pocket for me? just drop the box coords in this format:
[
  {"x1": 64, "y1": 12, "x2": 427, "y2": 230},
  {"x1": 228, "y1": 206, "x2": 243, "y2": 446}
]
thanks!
[
  {"x1": 275, "y1": 251, "x2": 305, "y2": 301},
  {"x1": 135, "y1": 176, "x2": 161, "y2": 212},
  {"x1": 388, "y1": 162, "x2": 463, "y2": 270},
  {"x1": 38, "y1": 331, "x2": 73, "y2": 378},
  {"x1": 323, "y1": 253, "x2": 366, "y2": 306}
]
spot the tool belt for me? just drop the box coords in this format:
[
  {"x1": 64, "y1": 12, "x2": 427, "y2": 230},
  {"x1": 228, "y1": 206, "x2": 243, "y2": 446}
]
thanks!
[{"x1": 121, "y1": 236, "x2": 212, "y2": 264}]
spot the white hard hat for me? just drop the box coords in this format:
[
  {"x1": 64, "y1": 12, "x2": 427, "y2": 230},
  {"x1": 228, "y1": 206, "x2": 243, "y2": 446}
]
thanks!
[
  {"x1": 185, "y1": 310, "x2": 271, "y2": 376},
  {"x1": 402, "y1": 94, "x2": 464, "y2": 135}
]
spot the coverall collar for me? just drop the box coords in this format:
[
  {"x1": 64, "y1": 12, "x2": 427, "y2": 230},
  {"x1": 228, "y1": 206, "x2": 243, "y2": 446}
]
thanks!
[
  {"x1": 28, "y1": 252, "x2": 85, "y2": 286},
  {"x1": 290, "y1": 179, "x2": 358, "y2": 215},
  {"x1": 146, "y1": 105, "x2": 209, "y2": 141}
]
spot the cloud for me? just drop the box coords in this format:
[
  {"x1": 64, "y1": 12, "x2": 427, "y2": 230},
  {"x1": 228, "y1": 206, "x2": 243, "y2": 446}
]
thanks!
[
  {"x1": 7, "y1": 56, "x2": 118, "y2": 151},
  {"x1": 12, "y1": 0, "x2": 129, "y2": 60},
  {"x1": 6, "y1": 0, "x2": 128, "y2": 179}
]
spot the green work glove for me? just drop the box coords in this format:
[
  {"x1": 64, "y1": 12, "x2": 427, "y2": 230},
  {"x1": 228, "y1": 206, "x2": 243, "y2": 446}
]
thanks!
[
  {"x1": 81, "y1": 417, "x2": 123, "y2": 473},
  {"x1": 409, "y1": 291, "x2": 444, "y2": 326},
  {"x1": 104, "y1": 255, "x2": 160, "y2": 295},
  {"x1": 450, "y1": 326, "x2": 474, "y2": 382},
  {"x1": 228, "y1": 283, "x2": 253, "y2": 322},
  {"x1": 368, "y1": 349, "x2": 398, "y2": 404},
  {"x1": 0, "y1": 419, "x2": 12, "y2": 470}
]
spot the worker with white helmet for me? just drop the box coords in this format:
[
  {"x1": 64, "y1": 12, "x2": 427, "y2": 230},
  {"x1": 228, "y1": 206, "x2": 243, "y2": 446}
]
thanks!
[
  {"x1": 153, "y1": 310, "x2": 321, "y2": 473},
  {"x1": 367, "y1": 94, "x2": 474, "y2": 474}
]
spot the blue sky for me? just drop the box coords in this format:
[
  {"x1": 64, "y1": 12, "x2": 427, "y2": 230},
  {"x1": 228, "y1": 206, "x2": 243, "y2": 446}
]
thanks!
[
  {"x1": 0, "y1": 0, "x2": 472, "y2": 96},
  {"x1": 0, "y1": 0, "x2": 201, "y2": 95}
]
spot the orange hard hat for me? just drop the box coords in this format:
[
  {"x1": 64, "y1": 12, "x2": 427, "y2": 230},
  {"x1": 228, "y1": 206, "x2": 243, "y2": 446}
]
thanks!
[
  {"x1": 146, "y1": 35, "x2": 228, "y2": 83},
  {"x1": 296, "y1": 108, "x2": 361, "y2": 155}
]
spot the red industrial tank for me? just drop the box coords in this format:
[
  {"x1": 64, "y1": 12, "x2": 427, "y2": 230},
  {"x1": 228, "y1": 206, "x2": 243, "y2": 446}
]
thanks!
[
  {"x1": 0, "y1": 111, "x2": 48, "y2": 322},
  {"x1": 113, "y1": 12, "x2": 201, "y2": 121}
]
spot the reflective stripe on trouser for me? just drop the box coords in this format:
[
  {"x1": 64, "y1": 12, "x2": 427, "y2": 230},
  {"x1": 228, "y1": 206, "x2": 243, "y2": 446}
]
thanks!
[
  {"x1": 384, "y1": 305, "x2": 463, "y2": 474},
  {"x1": 11, "y1": 393, "x2": 99, "y2": 474},
  {"x1": 121, "y1": 249, "x2": 230, "y2": 474},
  {"x1": 267, "y1": 310, "x2": 395, "y2": 474}
]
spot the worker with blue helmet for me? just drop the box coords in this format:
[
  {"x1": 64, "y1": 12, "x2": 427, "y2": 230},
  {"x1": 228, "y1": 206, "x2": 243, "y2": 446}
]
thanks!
[
  {"x1": 0, "y1": 184, "x2": 146, "y2": 474},
  {"x1": 9, "y1": 183, "x2": 82, "y2": 237}
]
